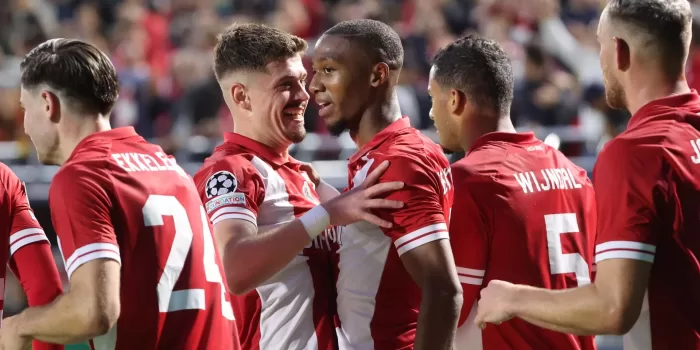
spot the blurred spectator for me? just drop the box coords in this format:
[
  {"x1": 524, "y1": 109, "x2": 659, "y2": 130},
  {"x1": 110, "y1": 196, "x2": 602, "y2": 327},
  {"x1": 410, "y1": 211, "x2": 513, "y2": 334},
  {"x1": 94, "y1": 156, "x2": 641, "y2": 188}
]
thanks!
[{"x1": 1, "y1": 0, "x2": 639, "y2": 160}]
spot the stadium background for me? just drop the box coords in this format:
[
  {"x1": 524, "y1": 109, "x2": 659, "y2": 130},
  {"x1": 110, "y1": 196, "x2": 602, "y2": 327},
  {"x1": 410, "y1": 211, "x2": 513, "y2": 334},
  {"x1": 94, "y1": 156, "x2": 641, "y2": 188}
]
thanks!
[{"x1": 4, "y1": 0, "x2": 700, "y2": 348}]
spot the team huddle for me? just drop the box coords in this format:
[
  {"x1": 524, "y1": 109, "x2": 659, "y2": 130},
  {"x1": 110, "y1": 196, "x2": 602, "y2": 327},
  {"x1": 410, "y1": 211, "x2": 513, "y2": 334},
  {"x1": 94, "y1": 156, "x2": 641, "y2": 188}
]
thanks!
[{"x1": 0, "y1": 0, "x2": 697, "y2": 349}]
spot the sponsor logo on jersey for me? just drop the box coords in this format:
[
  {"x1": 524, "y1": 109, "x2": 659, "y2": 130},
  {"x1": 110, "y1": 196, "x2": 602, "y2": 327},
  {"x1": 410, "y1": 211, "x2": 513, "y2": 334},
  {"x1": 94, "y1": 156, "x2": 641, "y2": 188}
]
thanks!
[
  {"x1": 205, "y1": 171, "x2": 238, "y2": 199},
  {"x1": 205, "y1": 192, "x2": 246, "y2": 213}
]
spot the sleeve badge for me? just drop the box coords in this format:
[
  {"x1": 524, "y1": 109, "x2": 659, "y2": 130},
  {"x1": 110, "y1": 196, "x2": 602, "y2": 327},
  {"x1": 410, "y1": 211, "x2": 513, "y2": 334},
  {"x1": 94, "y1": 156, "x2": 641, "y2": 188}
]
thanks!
[{"x1": 205, "y1": 171, "x2": 238, "y2": 199}]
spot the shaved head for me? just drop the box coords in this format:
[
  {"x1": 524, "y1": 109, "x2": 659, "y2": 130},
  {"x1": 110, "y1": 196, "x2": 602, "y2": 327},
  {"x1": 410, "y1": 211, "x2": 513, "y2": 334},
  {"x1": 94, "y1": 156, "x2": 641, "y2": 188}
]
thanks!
[
  {"x1": 598, "y1": 0, "x2": 692, "y2": 109},
  {"x1": 603, "y1": 0, "x2": 692, "y2": 77}
]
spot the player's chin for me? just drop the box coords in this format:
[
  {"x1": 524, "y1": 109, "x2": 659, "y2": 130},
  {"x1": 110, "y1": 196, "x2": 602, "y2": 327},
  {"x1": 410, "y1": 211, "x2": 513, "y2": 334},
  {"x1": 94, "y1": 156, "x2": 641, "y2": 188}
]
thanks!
[
  {"x1": 324, "y1": 118, "x2": 347, "y2": 137},
  {"x1": 36, "y1": 149, "x2": 60, "y2": 166},
  {"x1": 285, "y1": 128, "x2": 307, "y2": 144}
]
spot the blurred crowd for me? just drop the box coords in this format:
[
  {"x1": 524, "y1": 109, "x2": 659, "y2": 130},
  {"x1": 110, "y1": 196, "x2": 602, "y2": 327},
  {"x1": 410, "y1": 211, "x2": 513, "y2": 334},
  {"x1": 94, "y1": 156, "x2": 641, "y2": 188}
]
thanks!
[
  {"x1": 2, "y1": 0, "x2": 700, "y2": 161},
  {"x1": 0, "y1": 0, "x2": 635, "y2": 162}
]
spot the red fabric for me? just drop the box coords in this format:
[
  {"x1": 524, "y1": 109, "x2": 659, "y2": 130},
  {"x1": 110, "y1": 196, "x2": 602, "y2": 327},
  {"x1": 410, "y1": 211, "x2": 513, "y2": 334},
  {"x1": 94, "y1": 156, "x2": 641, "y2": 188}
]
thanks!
[
  {"x1": 11, "y1": 243, "x2": 63, "y2": 350},
  {"x1": 51, "y1": 127, "x2": 238, "y2": 349},
  {"x1": 450, "y1": 132, "x2": 597, "y2": 349},
  {"x1": 594, "y1": 91, "x2": 700, "y2": 349}
]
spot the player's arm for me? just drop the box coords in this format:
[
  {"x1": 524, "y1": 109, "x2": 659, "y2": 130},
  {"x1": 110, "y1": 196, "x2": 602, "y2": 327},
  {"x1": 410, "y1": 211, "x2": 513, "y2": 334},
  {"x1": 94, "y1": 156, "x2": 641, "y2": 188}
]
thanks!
[
  {"x1": 209, "y1": 160, "x2": 402, "y2": 295},
  {"x1": 2, "y1": 168, "x2": 64, "y2": 349},
  {"x1": 7, "y1": 166, "x2": 121, "y2": 344},
  {"x1": 449, "y1": 166, "x2": 489, "y2": 323},
  {"x1": 12, "y1": 260, "x2": 120, "y2": 343},
  {"x1": 481, "y1": 258, "x2": 650, "y2": 335},
  {"x1": 376, "y1": 158, "x2": 462, "y2": 350},
  {"x1": 476, "y1": 142, "x2": 659, "y2": 335},
  {"x1": 447, "y1": 165, "x2": 490, "y2": 349}
]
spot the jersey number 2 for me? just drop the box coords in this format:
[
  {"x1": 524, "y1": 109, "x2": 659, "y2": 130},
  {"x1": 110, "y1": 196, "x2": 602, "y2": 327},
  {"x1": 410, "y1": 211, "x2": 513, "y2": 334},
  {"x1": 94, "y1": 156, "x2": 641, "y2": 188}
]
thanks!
[
  {"x1": 143, "y1": 195, "x2": 234, "y2": 320},
  {"x1": 545, "y1": 213, "x2": 590, "y2": 286}
]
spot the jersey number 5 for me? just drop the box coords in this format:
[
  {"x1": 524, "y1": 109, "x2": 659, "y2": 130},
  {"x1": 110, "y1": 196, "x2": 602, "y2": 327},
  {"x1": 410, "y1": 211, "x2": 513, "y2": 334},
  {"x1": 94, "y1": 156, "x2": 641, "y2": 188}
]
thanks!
[
  {"x1": 545, "y1": 213, "x2": 590, "y2": 286},
  {"x1": 143, "y1": 195, "x2": 234, "y2": 320}
]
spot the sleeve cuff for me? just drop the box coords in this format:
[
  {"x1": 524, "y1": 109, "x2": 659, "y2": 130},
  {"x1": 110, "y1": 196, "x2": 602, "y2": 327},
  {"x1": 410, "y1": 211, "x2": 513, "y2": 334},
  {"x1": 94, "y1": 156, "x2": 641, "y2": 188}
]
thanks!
[
  {"x1": 210, "y1": 206, "x2": 257, "y2": 226},
  {"x1": 65, "y1": 242, "x2": 121, "y2": 279},
  {"x1": 595, "y1": 240, "x2": 656, "y2": 264},
  {"x1": 394, "y1": 222, "x2": 449, "y2": 256},
  {"x1": 456, "y1": 266, "x2": 485, "y2": 286},
  {"x1": 10, "y1": 228, "x2": 49, "y2": 256}
]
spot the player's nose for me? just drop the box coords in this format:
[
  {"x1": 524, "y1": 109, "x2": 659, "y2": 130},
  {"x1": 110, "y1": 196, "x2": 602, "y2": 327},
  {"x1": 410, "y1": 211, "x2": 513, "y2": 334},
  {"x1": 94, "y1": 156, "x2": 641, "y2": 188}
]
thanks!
[{"x1": 309, "y1": 74, "x2": 323, "y2": 96}]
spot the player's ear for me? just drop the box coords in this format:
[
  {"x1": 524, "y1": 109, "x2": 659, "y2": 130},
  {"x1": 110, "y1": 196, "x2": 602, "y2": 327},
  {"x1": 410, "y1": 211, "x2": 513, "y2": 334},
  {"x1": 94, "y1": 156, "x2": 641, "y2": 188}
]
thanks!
[
  {"x1": 370, "y1": 62, "x2": 390, "y2": 87},
  {"x1": 231, "y1": 83, "x2": 252, "y2": 112},
  {"x1": 40, "y1": 90, "x2": 61, "y2": 123},
  {"x1": 449, "y1": 89, "x2": 466, "y2": 116},
  {"x1": 613, "y1": 37, "x2": 631, "y2": 72}
]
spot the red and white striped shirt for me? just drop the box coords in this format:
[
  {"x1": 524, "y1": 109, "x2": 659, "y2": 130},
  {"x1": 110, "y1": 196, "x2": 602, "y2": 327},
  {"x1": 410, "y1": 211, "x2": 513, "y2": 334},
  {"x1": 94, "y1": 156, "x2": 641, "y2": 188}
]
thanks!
[
  {"x1": 194, "y1": 133, "x2": 336, "y2": 350},
  {"x1": 334, "y1": 117, "x2": 454, "y2": 349}
]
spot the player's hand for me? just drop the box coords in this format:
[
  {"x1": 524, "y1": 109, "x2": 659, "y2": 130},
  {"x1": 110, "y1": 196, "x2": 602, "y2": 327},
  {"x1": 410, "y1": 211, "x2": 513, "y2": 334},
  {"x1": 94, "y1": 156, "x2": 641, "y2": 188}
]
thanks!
[
  {"x1": 474, "y1": 280, "x2": 517, "y2": 329},
  {"x1": 0, "y1": 316, "x2": 31, "y2": 350},
  {"x1": 299, "y1": 162, "x2": 321, "y2": 187},
  {"x1": 322, "y1": 160, "x2": 404, "y2": 228}
]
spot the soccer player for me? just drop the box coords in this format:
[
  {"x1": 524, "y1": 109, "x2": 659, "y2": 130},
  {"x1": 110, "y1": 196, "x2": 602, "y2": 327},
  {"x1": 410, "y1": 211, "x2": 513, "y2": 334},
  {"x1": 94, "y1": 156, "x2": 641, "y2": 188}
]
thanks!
[
  {"x1": 309, "y1": 19, "x2": 462, "y2": 350},
  {"x1": 0, "y1": 38, "x2": 239, "y2": 349},
  {"x1": 475, "y1": 1, "x2": 700, "y2": 348},
  {"x1": 428, "y1": 34, "x2": 597, "y2": 350},
  {"x1": 194, "y1": 23, "x2": 404, "y2": 350},
  {"x1": 0, "y1": 164, "x2": 64, "y2": 350}
]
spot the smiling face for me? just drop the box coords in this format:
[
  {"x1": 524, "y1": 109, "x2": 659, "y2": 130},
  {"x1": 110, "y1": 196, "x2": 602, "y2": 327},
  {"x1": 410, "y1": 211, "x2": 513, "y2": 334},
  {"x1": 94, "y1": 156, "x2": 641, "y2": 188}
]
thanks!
[
  {"x1": 309, "y1": 34, "x2": 374, "y2": 136},
  {"x1": 248, "y1": 54, "x2": 310, "y2": 144}
]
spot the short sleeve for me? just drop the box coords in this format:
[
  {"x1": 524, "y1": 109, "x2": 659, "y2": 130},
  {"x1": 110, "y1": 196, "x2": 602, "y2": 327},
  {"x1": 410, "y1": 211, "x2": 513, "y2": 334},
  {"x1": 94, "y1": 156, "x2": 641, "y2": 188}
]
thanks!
[
  {"x1": 2, "y1": 167, "x2": 50, "y2": 256},
  {"x1": 371, "y1": 156, "x2": 450, "y2": 256},
  {"x1": 196, "y1": 156, "x2": 266, "y2": 228},
  {"x1": 50, "y1": 165, "x2": 121, "y2": 279},
  {"x1": 593, "y1": 141, "x2": 661, "y2": 265},
  {"x1": 449, "y1": 164, "x2": 489, "y2": 326}
]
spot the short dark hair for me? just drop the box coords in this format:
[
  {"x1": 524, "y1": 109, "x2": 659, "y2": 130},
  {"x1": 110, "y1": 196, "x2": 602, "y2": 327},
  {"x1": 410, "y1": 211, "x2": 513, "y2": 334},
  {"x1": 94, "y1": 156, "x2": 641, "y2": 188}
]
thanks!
[
  {"x1": 607, "y1": 0, "x2": 692, "y2": 74},
  {"x1": 20, "y1": 38, "x2": 119, "y2": 115},
  {"x1": 213, "y1": 23, "x2": 308, "y2": 80},
  {"x1": 324, "y1": 19, "x2": 404, "y2": 70},
  {"x1": 431, "y1": 34, "x2": 514, "y2": 115}
]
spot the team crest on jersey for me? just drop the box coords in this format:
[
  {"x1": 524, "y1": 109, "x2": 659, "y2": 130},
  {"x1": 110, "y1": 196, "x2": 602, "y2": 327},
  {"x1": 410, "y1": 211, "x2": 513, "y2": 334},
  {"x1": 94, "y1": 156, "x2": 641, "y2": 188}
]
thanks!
[
  {"x1": 302, "y1": 181, "x2": 314, "y2": 201},
  {"x1": 205, "y1": 171, "x2": 238, "y2": 199}
]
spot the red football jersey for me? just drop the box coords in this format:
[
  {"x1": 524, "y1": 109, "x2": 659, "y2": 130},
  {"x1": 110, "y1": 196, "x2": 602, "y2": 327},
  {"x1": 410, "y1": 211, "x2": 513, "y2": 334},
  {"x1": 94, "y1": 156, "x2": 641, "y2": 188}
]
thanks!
[
  {"x1": 334, "y1": 117, "x2": 454, "y2": 350},
  {"x1": 593, "y1": 92, "x2": 700, "y2": 349},
  {"x1": 449, "y1": 132, "x2": 597, "y2": 350},
  {"x1": 49, "y1": 127, "x2": 238, "y2": 350},
  {"x1": 193, "y1": 132, "x2": 336, "y2": 350},
  {"x1": 0, "y1": 163, "x2": 63, "y2": 350}
]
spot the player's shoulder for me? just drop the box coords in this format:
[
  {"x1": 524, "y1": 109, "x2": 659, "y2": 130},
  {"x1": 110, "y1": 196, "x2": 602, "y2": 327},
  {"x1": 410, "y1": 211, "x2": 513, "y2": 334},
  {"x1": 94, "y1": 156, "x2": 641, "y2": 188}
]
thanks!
[
  {"x1": 374, "y1": 128, "x2": 449, "y2": 170},
  {"x1": 0, "y1": 162, "x2": 20, "y2": 185},
  {"x1": 196, "y1": 149, "x2": 257, "y2": 180},
  {"x1": 52, "y1": 155, "x2": 113, "y2": 196},
  {"x1": 450, "y1": 157, "x2": 496, "y2": 183},
  {"x1": 597, "y1": 133, "x2": 663, "y2": 169}
]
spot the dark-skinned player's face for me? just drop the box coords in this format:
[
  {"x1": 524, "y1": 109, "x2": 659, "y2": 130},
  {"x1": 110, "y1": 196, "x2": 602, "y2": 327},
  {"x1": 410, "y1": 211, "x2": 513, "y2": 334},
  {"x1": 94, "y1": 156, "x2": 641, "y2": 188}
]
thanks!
[{"x1": 309, "y1": 35, "x2": 373, "y2": 136}]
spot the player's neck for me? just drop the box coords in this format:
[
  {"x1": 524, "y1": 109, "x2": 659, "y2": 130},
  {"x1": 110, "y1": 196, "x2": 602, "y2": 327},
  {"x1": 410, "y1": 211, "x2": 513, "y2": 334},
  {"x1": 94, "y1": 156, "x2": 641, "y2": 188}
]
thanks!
[
  {"x1": 462, "y1": 115, "x2": 516, "y2": 151},
  {"x1": 58, "y1": 115, "x2": 112, "y2": 164},
  {"x1": 232, "y1": 128, "x2": 291, "y2": 159},
  {"x1": 354, "y1": 95, "x2": 402, "y2": 148},
  {"x1": 626, "y1": 75, "x2": 691, "y2": 115}
]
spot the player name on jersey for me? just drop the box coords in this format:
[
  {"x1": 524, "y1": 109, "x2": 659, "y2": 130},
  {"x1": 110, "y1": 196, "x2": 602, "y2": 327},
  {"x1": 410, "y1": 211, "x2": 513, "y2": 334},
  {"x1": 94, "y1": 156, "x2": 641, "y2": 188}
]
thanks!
[
  {"x1": 111, "y1": 152, "x2": 188, "y2": 178},
  {"x1": 691, "y1": 138, "x2": 700, "y2": 164},
  {"x1": 513, "y1": 167, "x2": 584, "y2": 194}
]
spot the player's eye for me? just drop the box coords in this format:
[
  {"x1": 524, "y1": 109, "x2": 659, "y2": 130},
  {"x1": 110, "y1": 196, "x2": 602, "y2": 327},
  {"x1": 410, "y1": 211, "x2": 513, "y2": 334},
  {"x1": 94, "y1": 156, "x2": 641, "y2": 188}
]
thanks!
[{"x1": 323, "y1": 67, "x2": 334, "y2": 74}]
